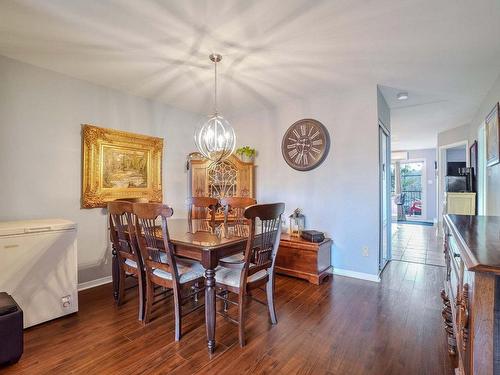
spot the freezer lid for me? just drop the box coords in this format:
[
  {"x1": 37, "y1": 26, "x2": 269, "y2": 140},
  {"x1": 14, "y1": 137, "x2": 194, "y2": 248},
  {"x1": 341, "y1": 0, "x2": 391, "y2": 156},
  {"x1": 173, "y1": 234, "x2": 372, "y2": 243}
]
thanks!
[{"x1": 0, "y1": 219, "x2": 77, "y2": 236}]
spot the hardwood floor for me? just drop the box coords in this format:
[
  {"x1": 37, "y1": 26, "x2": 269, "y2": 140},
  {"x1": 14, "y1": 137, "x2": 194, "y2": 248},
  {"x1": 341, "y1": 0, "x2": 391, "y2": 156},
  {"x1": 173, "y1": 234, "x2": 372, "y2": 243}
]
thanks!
[{"x1": 3, "y1": 261, "x2": 454, "y2": 374}]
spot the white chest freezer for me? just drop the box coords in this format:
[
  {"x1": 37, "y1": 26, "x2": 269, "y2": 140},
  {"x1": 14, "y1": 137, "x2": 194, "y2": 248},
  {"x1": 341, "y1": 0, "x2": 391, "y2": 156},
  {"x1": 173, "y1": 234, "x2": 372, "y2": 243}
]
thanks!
[{"x1": 0, "y1": 219, "x2": 78, "y2": 328}]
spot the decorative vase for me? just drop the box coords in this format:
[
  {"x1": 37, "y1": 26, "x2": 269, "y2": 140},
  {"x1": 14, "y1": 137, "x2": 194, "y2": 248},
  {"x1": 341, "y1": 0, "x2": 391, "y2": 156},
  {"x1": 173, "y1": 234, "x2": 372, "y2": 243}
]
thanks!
[{"x1": 240, "y1": 154, "x2": 254, "y2": 163}]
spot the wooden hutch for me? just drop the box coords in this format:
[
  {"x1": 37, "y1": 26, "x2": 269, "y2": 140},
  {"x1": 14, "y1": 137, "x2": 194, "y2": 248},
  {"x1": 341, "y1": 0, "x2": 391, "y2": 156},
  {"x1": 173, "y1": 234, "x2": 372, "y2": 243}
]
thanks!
[
  {"x1": 442, "y1": 214, "x2": 500, "y2": 374},
  {"x1": 187, "y1": 153, "x2": 254, "y2": 199}
]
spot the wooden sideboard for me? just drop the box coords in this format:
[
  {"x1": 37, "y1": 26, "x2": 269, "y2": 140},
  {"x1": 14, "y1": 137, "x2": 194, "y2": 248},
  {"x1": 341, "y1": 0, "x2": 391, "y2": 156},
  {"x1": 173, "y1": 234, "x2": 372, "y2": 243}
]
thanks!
[
  {"x1": 442, "y1": 214, "x2": 500, "y2": 374},
  {"x1": 187, "y1": 154, "x2": 254, "y2": 199},
  {"x1": 275, "y1": 233, "x2": 332, "y2": 285}
]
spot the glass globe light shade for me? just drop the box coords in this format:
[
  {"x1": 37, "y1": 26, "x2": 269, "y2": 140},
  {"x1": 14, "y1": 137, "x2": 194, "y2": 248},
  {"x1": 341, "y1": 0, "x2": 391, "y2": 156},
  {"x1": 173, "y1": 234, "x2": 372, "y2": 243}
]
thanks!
[{"x1": 194, "y1": 114, "x2": 236, "y2": 162}]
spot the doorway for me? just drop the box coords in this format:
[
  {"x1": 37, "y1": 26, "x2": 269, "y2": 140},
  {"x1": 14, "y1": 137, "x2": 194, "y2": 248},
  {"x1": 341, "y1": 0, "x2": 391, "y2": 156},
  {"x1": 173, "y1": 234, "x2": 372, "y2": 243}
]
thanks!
[{"x1": 391, "y1": 160, "x2": 426, "y2": 221}]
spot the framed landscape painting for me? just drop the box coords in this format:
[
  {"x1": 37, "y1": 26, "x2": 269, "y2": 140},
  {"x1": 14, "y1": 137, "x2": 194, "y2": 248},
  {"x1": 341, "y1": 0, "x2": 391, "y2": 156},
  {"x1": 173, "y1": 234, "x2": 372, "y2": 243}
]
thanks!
[
  {"x1": 486, "y1": 103, "x2": 500, "y2": 167},
  {"x1": 82, "y1": 124, "x2": 163, "y2": 208}
]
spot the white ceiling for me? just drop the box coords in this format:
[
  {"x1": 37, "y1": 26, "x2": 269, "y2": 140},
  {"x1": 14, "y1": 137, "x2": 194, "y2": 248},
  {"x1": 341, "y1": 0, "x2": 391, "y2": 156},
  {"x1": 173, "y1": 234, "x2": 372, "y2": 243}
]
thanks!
[{"x1": 1, "y1": 0, "x2": 499, "y2": 149}]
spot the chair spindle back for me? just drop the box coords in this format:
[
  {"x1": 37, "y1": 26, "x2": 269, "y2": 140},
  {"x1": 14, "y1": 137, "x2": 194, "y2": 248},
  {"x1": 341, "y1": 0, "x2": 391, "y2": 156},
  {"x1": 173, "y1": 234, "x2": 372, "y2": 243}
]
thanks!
[
  {"x1": 243, "y1": 203, "x2": 285, "y2": 277},
  {"x1": 108, "y1": 201, "x2": 137, "y2": 261},
  {"x1": 132, "y1": 203, "x2": 177, "y2": 280}
]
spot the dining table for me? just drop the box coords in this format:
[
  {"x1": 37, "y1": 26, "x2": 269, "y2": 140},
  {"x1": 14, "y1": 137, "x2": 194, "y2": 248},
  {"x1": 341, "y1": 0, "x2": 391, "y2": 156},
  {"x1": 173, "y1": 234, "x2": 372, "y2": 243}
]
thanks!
[
  {"x1": 112, "y1": 218, "x2": 250, "y2": 354},
  {"x1": 169, "y1": 218, "x2": 251, "y2": 354}
]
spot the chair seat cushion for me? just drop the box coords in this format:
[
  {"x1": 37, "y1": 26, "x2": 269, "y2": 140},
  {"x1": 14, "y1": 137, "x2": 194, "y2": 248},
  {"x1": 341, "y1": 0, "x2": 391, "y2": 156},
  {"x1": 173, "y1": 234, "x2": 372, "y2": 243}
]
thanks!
[
  {"x1": 124, "y1": 258, "x2": 137, "y2": 268},
  {"x1": 153, "y1": 259, "x2": 205, "y2": 284},
  {"x1": 124, "y1": 253, "x2": 167, "y2": 269},
  {"x1": 215, "y1": 266, "x2": 268, "y2": 288},
  {"x1": 219, "y1": 253, "x2": 244, "y2": 264}
]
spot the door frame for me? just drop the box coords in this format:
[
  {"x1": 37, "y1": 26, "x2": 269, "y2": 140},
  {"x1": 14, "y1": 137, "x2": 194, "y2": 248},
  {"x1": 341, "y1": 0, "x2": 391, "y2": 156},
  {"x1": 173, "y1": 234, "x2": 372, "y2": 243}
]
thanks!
[{"x1": 379, "y1": 122, "x2": 391, "y2": 273}]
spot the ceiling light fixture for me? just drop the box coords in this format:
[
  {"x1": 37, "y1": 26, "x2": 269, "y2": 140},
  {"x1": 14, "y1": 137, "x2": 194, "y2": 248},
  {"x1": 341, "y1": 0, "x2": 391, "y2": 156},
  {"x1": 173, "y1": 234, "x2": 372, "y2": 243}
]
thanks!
[
  {"x1": 194, "y1": 53, "x2": 236, "y2": 162},
  {"x1": 397, "y1": 92, "x2": 409, "y2": 101}
]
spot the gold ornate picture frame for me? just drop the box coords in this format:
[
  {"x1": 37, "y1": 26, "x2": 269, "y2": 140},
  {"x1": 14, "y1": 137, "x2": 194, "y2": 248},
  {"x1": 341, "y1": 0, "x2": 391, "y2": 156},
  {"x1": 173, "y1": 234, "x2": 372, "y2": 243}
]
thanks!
[{"x1": 82, "y1": 124, "x2": 163, "y2": 208}]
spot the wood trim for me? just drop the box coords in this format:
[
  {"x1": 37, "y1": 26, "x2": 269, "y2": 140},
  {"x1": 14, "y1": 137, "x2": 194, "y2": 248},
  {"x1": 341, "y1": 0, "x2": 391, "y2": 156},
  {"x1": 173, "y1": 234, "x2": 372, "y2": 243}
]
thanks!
[
  {"x1": 332, "y1": 268, "x2": 381, "y2": 283},
  {"x1": 78, "y1": 276, "x2": 112, "y2": 291}
]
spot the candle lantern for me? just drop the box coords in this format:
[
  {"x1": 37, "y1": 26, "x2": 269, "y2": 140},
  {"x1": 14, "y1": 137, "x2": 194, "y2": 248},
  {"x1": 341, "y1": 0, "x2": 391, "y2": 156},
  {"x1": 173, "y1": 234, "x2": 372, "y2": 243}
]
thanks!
[{"x1": 289, "y1": 208, "x2": 305, "y2": 237}]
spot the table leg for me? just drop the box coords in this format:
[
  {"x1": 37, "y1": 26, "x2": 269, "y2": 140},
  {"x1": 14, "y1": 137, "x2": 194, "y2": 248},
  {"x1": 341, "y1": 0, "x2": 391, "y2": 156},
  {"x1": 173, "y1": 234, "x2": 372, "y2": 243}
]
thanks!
[
  {"x1": 205, "y1": 267, "x2": 216, "y2": 353},
  {"x1": 112, "y1": 244, "x2": 119, "y2": 301}
]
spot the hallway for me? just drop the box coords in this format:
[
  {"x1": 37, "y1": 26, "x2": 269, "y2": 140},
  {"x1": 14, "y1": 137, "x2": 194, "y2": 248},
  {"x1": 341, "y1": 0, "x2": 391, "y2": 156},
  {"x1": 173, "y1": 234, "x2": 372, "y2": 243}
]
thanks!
[{"x1": 391, "y1": 223, "x2": 445, "y2": 266}]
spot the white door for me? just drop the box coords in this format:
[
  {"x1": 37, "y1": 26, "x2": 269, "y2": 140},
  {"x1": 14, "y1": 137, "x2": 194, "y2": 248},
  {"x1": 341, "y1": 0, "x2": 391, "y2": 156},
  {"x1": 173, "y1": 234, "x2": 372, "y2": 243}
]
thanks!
[{"x1": 398, "y1": 160, "x2": 426, "y2": 221}]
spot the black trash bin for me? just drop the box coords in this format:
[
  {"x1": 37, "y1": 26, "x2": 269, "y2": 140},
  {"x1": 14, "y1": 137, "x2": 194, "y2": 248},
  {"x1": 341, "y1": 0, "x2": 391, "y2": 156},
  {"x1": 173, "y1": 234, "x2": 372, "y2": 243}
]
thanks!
[{"x1": 0, "y1": 292, "x2": 23, "y2": 365}]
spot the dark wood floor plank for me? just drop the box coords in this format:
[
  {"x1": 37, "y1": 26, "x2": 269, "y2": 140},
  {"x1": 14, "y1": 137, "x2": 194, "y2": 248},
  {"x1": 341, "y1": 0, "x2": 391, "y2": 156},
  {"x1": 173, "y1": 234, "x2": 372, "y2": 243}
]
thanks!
[{"x1": 2, "y1": 261, "x2": 455, "y2": 375}]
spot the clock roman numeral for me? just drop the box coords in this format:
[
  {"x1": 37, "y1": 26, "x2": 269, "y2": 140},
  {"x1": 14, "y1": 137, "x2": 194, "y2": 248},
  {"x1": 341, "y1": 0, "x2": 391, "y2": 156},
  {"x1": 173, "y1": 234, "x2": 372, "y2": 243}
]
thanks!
[
  {"x1": 287, "y1": 143, "x2": 297, "y2": 149},
  {"x1": 310, "y1": 130, "x2": 319, "y2": 140},
  {"x1": 303, "y1": 153, "x2": 308, "y2": 165},
  {"x1": 308, "y1": 151, "x2": 316, "y2": 160},
  {"x1": 288, "y1": 149, "x2": 298, "y2": 158},
  {"x1": 294, "y1": 152, "x2": 303, "y2": 165},
  {"x1": 308, "y1": 126, "x2": 314, "y2": 136},
  {"x1": 292, "y1": 129, "x2": 300, "y2": 139},
  {"x1": 312, "y1": 139, "x2": 323, "y2": 146},
  {"x1": 311, "y1": 147, "x2": 321, "y2": 154},
  {"x1": 300, "y1": 124, "x2": 306, "y2": 136}
]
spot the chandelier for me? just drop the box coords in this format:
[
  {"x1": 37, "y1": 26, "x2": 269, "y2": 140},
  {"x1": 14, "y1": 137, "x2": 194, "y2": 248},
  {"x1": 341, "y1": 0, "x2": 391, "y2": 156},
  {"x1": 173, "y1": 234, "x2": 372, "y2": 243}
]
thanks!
[{"x1": 194, "y1": 53, "x2": 236, "y2": 162}]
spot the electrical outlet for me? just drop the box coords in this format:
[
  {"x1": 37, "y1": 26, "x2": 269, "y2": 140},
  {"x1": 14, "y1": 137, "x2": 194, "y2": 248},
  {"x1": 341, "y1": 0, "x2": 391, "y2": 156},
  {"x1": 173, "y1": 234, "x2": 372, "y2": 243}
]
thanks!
[
  {"x1": 362, "y1": 246, "x2": 369, "y2": 257},
  {"x1": 61, "y1": 295, "x2": 71, "y2": 308}
]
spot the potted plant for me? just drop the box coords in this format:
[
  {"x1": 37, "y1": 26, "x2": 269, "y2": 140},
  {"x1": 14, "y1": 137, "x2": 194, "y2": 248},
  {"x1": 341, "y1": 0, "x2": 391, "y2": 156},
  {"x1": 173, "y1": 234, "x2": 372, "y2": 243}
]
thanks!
[{"x1": 235, "y1": 146, "x2": 256, "y2": 163}]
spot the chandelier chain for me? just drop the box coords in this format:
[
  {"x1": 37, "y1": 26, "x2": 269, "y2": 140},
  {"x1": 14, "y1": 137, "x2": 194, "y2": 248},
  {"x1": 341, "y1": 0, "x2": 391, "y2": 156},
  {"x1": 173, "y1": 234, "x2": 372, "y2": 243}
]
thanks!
[{"x1": 214, "y1": 58, "x2": 217, "y2": 114}]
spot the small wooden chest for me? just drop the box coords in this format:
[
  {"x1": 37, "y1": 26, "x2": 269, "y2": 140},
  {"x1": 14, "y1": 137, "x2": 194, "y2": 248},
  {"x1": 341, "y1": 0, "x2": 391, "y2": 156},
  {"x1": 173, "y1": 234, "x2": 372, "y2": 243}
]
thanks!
[{"x1": 275, "y1": 233, "x2": 332, "y2": 285}]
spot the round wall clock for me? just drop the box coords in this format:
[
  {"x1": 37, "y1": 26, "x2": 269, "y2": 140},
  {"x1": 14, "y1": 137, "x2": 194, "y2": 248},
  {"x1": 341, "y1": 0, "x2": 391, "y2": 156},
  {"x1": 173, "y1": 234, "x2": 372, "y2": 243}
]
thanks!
[{"x1": 281, "y1": 119, "x2": 330, "y2": 171}]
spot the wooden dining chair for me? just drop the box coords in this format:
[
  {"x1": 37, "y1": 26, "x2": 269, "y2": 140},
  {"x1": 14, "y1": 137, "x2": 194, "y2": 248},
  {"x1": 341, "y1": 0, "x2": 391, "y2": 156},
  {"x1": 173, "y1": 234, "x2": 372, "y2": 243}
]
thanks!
[
  {"x1": 132, "y1": 203, "x2": 205, "y2": 340},
  {"x1": 187, "y1": 197, "x2": 218, "y2": 228},
  {"x1": 215, "y1": 202, "x2": 285, "y2": 347},
  {"x1": 108, "y1": 201, "x2": 145, "y2": 321},
  {"x1": 219, "y1": 197, "x2": 257, "y2": 264},
  {"x1": 220, "y1": 197, "x2": 257, "y2": 227}
]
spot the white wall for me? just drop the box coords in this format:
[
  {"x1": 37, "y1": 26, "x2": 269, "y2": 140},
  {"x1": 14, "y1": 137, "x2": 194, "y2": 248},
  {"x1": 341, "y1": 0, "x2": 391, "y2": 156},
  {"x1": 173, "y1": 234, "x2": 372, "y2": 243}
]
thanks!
[
  {"x1": 468, "y1": 72, "x2": 500, "y2": 215},
  {"x1": 231, "y1": 85, "x2": 380, "y2": 278},
  {"x1": 437, "y1": 124, "x2": 470, "y2": 148},
  {"x1": 0, "y1": 55, "x2": 201, "y2": 284},
  {"x1": 446, "y1": 147, "x2": 466, "y2": 162}
]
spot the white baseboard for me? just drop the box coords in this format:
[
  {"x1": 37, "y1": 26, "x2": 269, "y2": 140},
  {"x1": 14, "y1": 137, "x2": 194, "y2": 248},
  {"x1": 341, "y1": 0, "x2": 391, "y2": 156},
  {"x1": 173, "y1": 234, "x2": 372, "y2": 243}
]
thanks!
[
  {"x1": 78, "y1": 276, "x2": 112, "y2": 291},
  {"x1": 332, "y1": 268, "x2": 381, "y2": 283}
]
